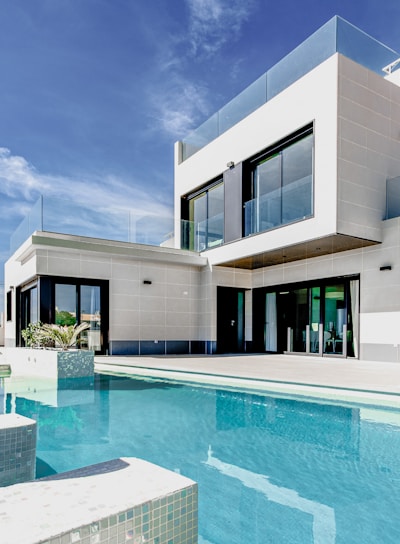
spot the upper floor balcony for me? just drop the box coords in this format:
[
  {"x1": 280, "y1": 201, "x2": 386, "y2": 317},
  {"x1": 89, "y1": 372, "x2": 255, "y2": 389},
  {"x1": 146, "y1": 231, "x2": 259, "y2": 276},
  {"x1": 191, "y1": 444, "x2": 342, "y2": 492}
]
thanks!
[{"x1": 180, "y1": 16, "x2": 399, "y2": 161}]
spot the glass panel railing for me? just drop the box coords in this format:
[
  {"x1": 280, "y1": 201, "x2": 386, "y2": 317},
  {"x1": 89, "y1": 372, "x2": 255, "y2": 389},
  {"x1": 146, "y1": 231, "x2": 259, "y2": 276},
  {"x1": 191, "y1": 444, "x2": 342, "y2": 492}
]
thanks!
[
  {"x1": 219, "y1": 75, "x2": 267, "y2": 134},
  {"x1": 336, "y1": 17, "x2": 399, "y2": 74},
  {"x1": 10, "y1": 196, "x2": 43, "y2": 254},
  {"x1": 282, "y1": 175, "x2": 313, "y2": 223},
  {"x1": 131, "y1": 214, "x2": 174, "y2": 246},
  {"x1": 386, "y1": 176, "x2": 400, "y2": 219},
  {"x1": 10, "y1": 196, "x2": 174, "y2": 255},
  {"x1": 267, "y1": 17, "x2": 336, "y2": 101},
  {"x1": 244, "y1": 176, "x2": 312, "y2": 237},
  {"x1": 42, "y1": 197, "x2": 130, "y2": 241},
  {"x1": 181, "y1": 16, "x2": 400, "y2": 160},
  {"x1": 180, "y1": 215, "x2": 224, "y2": 251},
  {"x1": 244, "y1": 191, "x2": 282, "y2": 236},
  {"x1": 182, "y1": 112, "x2": 219, "y2": 161},
  {"x1": 205, "y1": 212, "x2": 224, "y2": 249}
]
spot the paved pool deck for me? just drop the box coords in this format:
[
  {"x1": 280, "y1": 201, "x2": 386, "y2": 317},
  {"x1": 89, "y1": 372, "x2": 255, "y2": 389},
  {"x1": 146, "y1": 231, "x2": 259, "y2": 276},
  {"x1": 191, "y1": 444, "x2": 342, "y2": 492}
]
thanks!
[{"x1": 95, "y1": 353, "x2": 400, "y2": 407}]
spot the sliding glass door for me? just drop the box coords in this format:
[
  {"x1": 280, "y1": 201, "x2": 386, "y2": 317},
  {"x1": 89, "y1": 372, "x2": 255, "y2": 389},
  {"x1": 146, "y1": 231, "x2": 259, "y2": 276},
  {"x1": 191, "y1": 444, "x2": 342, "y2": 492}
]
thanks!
[{"x1": 255, "y1": 276, "x2": 359, "y2": 357}]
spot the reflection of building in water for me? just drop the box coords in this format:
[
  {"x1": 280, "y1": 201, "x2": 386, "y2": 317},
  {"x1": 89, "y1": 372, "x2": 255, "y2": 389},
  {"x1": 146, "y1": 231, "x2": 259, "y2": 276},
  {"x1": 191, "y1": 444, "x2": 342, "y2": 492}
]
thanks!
[
  {"x1": 204, "y1": 389, "x2": 400, "y2": 544},
  {"x1": 215, "y1": 390, "x2": 360, "y2": 455},
  {"x1": 0, "y1": 378, "x2": 5, "y2": 414},
  {"x1": 3, "y1": 375, "x2": 110, "y2": 477}
]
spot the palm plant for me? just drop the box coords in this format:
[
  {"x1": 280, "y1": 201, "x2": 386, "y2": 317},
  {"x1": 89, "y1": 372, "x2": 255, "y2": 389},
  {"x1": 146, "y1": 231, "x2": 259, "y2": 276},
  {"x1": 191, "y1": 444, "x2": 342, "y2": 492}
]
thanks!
[{"x1": 39, "y1": 322, "x2": 90, "y2": 351}]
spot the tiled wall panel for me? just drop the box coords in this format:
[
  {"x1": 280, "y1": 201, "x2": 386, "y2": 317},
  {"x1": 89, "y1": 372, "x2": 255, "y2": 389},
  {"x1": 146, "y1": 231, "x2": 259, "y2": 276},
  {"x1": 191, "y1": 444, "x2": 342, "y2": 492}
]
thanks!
[{"x1": 0, "y1": 413, "x2": 36, "y2": 486}]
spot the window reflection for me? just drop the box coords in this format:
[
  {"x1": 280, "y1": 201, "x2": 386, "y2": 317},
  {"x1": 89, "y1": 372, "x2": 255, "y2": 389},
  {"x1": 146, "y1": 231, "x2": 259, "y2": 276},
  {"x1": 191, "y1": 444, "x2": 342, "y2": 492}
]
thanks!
[
  {"x1": 245, "y1": 131, "x2": 313, "y2": 236},
  {"x1": 80, "y1": 285, "x2": 101, "y2": 351},
  {"x1": 188, "y1": 180, "x2": 224, "y2": 251}
]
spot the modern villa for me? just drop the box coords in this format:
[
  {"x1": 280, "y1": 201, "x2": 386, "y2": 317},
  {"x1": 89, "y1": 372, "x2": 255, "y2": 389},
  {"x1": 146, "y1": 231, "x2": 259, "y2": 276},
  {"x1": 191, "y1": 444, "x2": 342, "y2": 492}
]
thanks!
[{"x1": 4, "y1": 16, "x2": 400, "y2": 362}]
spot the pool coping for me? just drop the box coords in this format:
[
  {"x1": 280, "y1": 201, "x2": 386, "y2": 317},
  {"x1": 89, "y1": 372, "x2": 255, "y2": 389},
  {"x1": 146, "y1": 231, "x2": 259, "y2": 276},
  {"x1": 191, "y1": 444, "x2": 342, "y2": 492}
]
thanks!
[{"x1": 94, "y1": 355, "x2": 400, "y2": 410}]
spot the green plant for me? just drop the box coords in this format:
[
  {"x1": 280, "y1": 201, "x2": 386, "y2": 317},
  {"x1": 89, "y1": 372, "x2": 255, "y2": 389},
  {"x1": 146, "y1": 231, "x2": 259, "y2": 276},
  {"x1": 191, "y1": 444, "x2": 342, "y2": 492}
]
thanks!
[
  {"x1": 40, "y1": 322, "x2": 90, "y2": 351},
  {"x1": 21, "y1": 321, "x2": 47, "y2": 348}
]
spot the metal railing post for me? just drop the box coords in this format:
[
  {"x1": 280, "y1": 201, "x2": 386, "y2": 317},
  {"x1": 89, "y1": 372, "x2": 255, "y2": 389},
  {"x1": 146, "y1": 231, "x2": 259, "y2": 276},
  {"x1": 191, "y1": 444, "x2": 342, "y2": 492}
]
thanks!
[
  {"x1": 342, "y1": 324, "x2": 347, "y2": 358},
  {"x1": 318, "y1": 323, "x2": 323, "y2": 356},
  {"x1": 305, "y1": 324, "x2": 310, "y2": 353},
  {"x1": 287, "y1": 327, "x2": 293, "y2": 352}
]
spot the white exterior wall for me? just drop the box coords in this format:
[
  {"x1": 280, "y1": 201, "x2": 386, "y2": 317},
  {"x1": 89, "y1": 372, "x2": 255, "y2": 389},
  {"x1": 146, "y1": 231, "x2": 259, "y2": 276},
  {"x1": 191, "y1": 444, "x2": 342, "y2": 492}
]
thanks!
[
  {"x1": 4, "y1": 236, "x2": 39, "y2": 346},
  {"x1": 250, "y1": 218, "x2": 400, "y2": 361},
  {"x1": 4, "y1": 234, "x2": 209, "y2": 354},
  {"x1": 198, "y1": 265, "x2": 253, "y2": 346},
  {"x1": 175, "y1": 55, "x2": 341, "y2": 263}
]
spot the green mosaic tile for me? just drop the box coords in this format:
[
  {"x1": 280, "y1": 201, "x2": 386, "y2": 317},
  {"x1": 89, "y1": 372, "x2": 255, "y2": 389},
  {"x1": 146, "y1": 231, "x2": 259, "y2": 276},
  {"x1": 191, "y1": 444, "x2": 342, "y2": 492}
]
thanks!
[{"x1": 142, "y1": 502, "x2": 150, "y2": 514}]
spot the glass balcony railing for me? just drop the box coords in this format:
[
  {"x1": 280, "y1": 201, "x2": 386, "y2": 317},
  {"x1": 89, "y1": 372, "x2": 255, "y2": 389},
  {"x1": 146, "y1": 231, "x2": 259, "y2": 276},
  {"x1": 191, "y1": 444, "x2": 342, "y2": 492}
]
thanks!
[
  {"x1": 244, "y1": 175, "x2": 313, "y2": 236},
  {"x1": 386, "y1": 176, "x2": 400, "y2": 219},
  {"x1": 181, "y1": 16, "x2": 400, "y2": 161},
  {"x1": 181, "y1": 214, "x2": 224, "y2": 251},
  {"x1": 9, "y1": 196, "x2": 174, "y2": 255}
]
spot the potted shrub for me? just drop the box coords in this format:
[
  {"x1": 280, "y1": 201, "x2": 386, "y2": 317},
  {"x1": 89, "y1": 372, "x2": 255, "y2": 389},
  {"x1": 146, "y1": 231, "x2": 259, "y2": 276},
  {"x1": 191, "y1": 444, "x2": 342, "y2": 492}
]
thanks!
[
  {"x1": 11, "y1": 322, "x2": 94, "y2": 379},
  {"x1": 39, "y1": 322, "x2": 90, "y2": 351}
]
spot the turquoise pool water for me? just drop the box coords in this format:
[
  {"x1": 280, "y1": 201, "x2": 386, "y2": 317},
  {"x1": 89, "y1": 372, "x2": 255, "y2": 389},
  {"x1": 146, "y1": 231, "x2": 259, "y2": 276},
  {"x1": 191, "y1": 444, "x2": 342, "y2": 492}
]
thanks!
[{"x1": 2, "y1": 373, "x2": 400, "y2": 543}]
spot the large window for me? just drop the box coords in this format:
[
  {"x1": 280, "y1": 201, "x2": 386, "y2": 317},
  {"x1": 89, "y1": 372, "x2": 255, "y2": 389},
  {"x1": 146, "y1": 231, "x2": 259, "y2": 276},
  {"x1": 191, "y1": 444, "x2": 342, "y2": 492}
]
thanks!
[
  {"x1": 182, "y1": 179, "x2": 224, "y2": 251},
  {"x1": 245, "y1": 128, "x2": 313, "y2": 236},
  {"x1": 18, "y1": 277, "x2": 108, "y2": 354},
  {"x1": 253, "y1": 276, "x2": 359, "y2": 358}
]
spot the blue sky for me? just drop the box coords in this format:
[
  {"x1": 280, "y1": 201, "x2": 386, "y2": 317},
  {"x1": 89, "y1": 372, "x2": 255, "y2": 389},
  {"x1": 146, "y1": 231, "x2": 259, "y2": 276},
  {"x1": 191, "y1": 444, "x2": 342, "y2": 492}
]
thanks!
[{"x1": 1, "y1": 0, "x2": 400, "y2": 298}]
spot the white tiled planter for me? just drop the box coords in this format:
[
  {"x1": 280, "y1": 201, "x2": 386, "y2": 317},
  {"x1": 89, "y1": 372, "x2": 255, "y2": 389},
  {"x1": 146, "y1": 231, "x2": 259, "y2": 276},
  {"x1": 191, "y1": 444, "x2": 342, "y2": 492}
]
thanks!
[{"x1": 5, "y1": 348, "x2": 94, "y2": 379}]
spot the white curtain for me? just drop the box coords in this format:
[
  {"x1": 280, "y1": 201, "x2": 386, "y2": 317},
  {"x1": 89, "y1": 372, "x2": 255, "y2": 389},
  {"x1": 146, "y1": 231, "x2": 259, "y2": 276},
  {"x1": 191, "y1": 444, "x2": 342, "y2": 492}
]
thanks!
[
  {"x1": 265, "y1": 292, "x2": 277, "y2": 351},
  {"x1": 350, "y1": 280, "x2": 359, "y2": 358}
]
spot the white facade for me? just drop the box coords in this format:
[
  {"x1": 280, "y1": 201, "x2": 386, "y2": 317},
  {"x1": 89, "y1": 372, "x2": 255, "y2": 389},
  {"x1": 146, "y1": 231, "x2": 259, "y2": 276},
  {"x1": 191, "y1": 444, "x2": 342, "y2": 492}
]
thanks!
[{"x1": 4, "y1": 17, "x2": 400, "y2": 361}]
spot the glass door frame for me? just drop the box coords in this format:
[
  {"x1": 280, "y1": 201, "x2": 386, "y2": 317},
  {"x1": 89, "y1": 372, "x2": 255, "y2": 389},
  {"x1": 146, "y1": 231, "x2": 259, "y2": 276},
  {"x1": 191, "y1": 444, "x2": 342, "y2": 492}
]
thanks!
[{"x1": 253, "y1": 275, "x2": 360, "y2": 358}]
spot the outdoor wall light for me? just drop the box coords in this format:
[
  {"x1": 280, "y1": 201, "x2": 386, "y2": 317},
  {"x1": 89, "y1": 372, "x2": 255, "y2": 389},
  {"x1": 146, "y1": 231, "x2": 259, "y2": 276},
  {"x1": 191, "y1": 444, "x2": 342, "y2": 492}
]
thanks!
[
  {"x1": 226, "y1": 161, "x2": 235, "y2": 169},
  {"x1": 143, "y1": 280, "x2": 152, "y2": 285},
  {"x1": 379, "y1": 265, "x2": 392, "y2": 271}
]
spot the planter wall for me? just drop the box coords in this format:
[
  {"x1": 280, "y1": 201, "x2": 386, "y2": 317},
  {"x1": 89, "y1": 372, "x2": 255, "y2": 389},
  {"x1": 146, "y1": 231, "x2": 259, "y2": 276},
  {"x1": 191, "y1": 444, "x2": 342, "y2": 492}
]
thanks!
[{"x1": 5, "y1": 348, "x2": 94, "y2": 379}]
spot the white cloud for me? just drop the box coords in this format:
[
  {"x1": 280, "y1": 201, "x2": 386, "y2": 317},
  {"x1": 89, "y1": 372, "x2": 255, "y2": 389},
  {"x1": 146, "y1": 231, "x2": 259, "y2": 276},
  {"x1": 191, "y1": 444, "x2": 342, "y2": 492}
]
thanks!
[
  {"x1": 148, "y1": 0, "x2": 256, "y2": 138},
  {"x1": 0, "y1": 148, "x2": 173, "y2": 251},
  {"x1": 154, "y1": 80, "x2": 211, "y2": 137},
  {"x1": 187, "y1": 0, "x2": 254, "y2": 56},
  {"x1": 0, "y1": 147, "x2": 170, "y2": 216},
  {"x1": 0, "y1": 147, "x2": 51, "y2": 199}
]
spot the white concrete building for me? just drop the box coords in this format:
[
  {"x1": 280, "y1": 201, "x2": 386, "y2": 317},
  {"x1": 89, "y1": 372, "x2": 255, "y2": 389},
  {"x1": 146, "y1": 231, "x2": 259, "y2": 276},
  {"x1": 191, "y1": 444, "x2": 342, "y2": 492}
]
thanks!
[{"x1": 4, "y1": 16, "x2": 400, "y2": 361}]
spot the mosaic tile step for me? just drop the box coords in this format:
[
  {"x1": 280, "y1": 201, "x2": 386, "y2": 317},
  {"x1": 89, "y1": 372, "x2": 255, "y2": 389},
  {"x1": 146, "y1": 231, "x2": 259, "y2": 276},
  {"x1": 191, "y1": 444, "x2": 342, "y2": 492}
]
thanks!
[
  {"x1": 0, "y1": 457, "x2": 198, "y2": 544},
  {"x1": 0, "y1": 413, "x2": 37, "y2": 487}
]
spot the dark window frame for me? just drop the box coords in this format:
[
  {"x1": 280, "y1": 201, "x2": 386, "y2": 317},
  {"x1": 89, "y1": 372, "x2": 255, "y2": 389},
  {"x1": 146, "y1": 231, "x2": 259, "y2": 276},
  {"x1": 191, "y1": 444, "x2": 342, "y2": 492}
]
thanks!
[
  {"x1": 181, "y1": 175, "x2": 224, "y2": 250},
  {"x1": 244, "y1": 123, "x2": 314, "y2": 236},
  {"x1": 17, "y1": 275, "x2": 109, "y2": 354}
]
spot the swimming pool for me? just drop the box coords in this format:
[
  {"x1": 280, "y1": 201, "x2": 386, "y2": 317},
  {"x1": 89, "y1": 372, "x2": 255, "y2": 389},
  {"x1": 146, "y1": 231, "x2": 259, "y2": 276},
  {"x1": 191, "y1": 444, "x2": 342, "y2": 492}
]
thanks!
[{"x1": 2, "y1": 372, "x2": 400, "y2": 543}]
